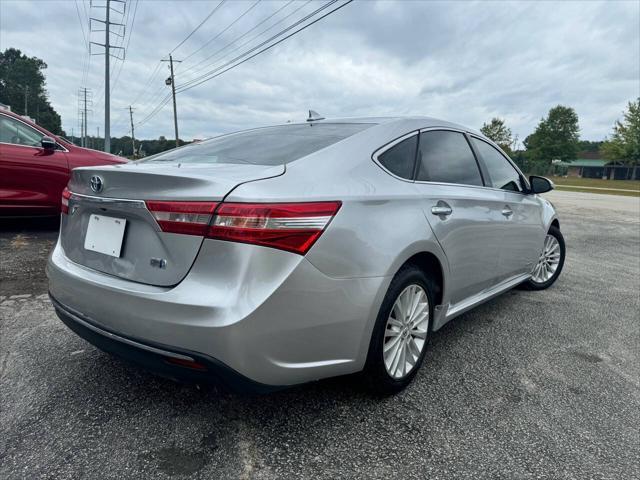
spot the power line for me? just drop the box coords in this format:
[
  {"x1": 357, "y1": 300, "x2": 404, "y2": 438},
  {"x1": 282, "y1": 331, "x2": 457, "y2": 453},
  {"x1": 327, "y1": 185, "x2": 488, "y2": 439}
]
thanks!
[
  {"x1": 177, "y1": 0, "x2": 298, "y2": 78},
  {"x1": 110, "y1": 0, "x2": 140, "y2": 94},
  {"x1": 136, "y1": 0, "x2": 353, "y2": 131},
  {"x1": 74, "y1": 0, "x2": 90, "y2": 87},
  {"x1": 169, "y1": 0, "x2": 227, "y2": 55},
  {"x1": 177, "y1": 0, "x2": 349, "y2": 93},
  {"x1": 180, "y1": 0, "x2": 261, "y2": 65}
]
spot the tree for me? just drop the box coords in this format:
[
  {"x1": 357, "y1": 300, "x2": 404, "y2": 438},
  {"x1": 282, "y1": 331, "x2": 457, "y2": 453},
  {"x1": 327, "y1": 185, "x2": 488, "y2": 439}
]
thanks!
[
  {"x1": 601, "y1": 98, "x2": 640, "y2": 179},
  {"x1": 0, "y1": 48, "x2": 63, "y2": 134},
  {"x1": 480, "y1": 117, "x2": 517, "y2": 154},
  {"x1": 524, "y1": 105, "x2": 580, "y2": 171}
]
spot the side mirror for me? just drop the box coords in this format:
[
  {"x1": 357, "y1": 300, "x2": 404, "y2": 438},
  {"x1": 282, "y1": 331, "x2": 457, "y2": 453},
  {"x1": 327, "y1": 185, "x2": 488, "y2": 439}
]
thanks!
[
  {"x1": 529, "y1": 175, "x2": 554, "y2": 194},
  {"x1": 41, "y1": 136, "x2": 57, "y2": 150}
]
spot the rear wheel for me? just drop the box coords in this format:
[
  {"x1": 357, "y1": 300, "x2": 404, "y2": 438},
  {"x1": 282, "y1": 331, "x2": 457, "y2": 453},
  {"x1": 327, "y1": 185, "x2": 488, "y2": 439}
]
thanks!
[
  {"x1": 363, "y1": 265, "x2": 435, "y2": 394},
  {"x1": 521, "y1": 225, "x2": 565, "y2": 290}
]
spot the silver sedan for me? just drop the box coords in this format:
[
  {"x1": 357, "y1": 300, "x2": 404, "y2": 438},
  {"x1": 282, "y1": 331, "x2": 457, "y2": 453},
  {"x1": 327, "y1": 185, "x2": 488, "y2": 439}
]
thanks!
[{"x1": 47, "y1": 116, "x2": 565, "y2": 394}]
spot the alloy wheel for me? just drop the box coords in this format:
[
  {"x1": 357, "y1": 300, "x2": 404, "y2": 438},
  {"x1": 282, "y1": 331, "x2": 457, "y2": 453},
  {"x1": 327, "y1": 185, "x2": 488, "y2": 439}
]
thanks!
[
  {"x1": 383, "y1": 284, "x2": 429, "y2": 379},
  {"x1": 531, "y1": 234, "x2": 561, "y2": 283}
]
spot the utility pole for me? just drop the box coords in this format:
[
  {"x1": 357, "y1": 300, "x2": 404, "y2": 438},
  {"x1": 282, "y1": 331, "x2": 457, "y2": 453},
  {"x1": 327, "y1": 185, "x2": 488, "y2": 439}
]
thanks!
[
  {"x1": 104, "y1": 0, "x2": 110, "y2": 153},
  {"x1": 90, "y1": 0, "x2": 126, "y2": 154},
  {"x1": 128, "y1": 105, "x2": 136, "y2": 158},
  {"x1": 77, "y1": 88, "x2": 92, "y2": 147},
  {"x1": 23, "y1": 86, "x2": 29, "y2": 116},
  {"x1": 162, "y1": 55, "x2": 182, "y2": 148},
  {"x1": 83, "y1": 88, "x2": 88, "y2": 147}
]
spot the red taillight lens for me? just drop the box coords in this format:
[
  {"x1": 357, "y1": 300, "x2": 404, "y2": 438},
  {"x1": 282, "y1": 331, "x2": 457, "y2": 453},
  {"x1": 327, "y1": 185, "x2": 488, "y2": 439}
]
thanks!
[
  {"x1": 61, "y1": 187, "x2": 71, "y2": 214},
  {"x1": 209, "y1": 201, "x2": 342, "y2": 255},
  {"x1": 146, "y1": 201, "x2": 218, "y2": 235}
]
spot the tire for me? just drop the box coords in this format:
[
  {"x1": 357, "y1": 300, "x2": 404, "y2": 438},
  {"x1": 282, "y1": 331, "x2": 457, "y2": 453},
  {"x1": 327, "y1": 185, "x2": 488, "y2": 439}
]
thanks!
[
  {"x1": 362, "y1": 264, "x2": 436, "y2": 395},
  {"x1": 520, "y1": 225, "x2": 565, "y2": 291}
]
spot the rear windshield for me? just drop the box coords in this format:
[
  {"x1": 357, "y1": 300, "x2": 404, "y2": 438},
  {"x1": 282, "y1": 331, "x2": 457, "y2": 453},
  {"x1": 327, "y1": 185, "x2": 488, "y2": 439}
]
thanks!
[{"x1": 140, "y1": 123, "x2": 373, "y2": 165}]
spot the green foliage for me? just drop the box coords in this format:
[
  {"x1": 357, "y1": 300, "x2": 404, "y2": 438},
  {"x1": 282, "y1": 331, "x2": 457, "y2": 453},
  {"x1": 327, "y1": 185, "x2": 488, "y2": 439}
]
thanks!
[
  {"x1": 577, "y1": 140, "x2": 603, "y2": 153},
  {"x1": 0, "y1": 48, "x2": 63, "y2": 134},
  {"x1": 70, "y1": 134, "x2": 188, "y2": 158},
  {"x1": 480, "y1": 117, "x2": 514, "y2": 153},
  {"x1": 524, "y1": 105, "x2": 580, "y2": 168},
  {"x1": 601, "y1": 98, "x2": 640, "y2": 166}
]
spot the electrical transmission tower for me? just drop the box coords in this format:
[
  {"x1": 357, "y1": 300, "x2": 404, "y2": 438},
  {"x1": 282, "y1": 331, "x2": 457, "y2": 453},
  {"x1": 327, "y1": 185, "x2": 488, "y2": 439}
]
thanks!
[
  {"x1": 77, "y1": 88, "x2": 93, "y2": 148},
  {"x1": 90, "y1": 0, "x2": 126, "y2": 153}
]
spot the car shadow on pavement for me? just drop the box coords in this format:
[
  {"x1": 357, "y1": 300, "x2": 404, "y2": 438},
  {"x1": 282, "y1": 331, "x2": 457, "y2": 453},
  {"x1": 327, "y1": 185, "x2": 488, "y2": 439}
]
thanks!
[{"x1": 0, "y1": 216, "x2": 60, "y2": 232}]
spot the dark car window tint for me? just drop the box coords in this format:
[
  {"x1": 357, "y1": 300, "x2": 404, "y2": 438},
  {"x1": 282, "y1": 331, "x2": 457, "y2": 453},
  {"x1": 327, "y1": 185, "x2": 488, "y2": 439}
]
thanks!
[
  {"x1": 139, "y1": 123, "x2": 373, "y2": 166},
  {"x1": 0, "y1": 115, "x2": 43, "y2": 146},
  {"x1": 416, "y1": 131, "x2": 483, "y2": 186},
  {"x1": 378, "y1": 135, "x2": 417, "y2": 179},
  {"x1": 471, "y1": 138, "x2": 523, "y2": 192}
]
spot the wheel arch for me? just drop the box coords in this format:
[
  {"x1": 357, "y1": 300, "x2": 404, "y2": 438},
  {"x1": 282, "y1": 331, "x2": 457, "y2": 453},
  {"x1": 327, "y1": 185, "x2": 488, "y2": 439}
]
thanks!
[{"x1": 401, "y1": 251, "x2": 445, "y2": 307}]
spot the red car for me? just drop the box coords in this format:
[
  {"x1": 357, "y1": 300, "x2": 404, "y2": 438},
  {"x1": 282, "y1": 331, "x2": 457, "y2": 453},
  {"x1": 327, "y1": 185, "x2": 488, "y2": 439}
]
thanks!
[{"x1": 0, "y1": 108, "x2": 126, "y2": 217}]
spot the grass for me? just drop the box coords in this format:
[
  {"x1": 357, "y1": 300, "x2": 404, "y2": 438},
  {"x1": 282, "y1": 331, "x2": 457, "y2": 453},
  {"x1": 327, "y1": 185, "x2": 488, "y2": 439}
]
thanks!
[
  {"x1": 540, "y1": 176, "x2": 640, "y2": 197},
  {"x1": 549, "y1": 176, "x2": 640, "y2": 191}
]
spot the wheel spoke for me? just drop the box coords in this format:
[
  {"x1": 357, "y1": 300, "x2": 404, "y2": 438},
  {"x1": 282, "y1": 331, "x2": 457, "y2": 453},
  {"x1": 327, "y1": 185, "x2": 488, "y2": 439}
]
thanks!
[
  {"x1": 384, "y1": 333, "x2": 402, "y2": 352},
  {"x1": 382, "y1": 284, "x2": 431, "y2": 379},
  {"x1": 411, "y1": 329, "x2": 427, "y2": 339},
  {"x1": 407, "y1": 337, "x2": 421, "y2": 360}
]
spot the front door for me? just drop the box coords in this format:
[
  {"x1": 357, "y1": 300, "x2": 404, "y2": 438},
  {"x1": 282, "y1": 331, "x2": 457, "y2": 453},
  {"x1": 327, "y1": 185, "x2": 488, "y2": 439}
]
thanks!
[
  {"x1": 469, "y1": 136, "x2": 545, "y2": 281},
  {"x1": 413, "y1": 129, "x2": 505, "y2": 305},
  {"x1": 0, "y1": 114, "x2": 69, "y2": 215}
]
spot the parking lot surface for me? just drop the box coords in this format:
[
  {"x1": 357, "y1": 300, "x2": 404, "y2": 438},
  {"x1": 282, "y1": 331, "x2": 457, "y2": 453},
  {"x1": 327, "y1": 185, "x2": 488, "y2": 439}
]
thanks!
[{"x1": 1, "y1": 191, "x2": 639, "y2": 479}]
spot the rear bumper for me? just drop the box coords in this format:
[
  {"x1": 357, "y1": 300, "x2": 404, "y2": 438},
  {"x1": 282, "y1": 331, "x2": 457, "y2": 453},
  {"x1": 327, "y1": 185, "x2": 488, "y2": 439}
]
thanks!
[
  {"x1": 50, "y1": 295, "x2": 278, "y2": 393},
  {"x1": 47, "y1": 238, "x2": 390, "y2": 386}
]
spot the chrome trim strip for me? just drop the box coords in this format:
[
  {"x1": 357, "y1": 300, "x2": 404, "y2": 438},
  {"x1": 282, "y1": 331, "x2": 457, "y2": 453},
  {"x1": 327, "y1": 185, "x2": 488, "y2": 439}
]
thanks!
[
  {"x1": 0, "y1": 140, "x2": 69, "y2": 153},
  {"x1": 445, "y1": 273, "x2": 530, "y2": 319},
  {"x1": 52, "y1": 297, "x2": 194, "y2": 361},
  {"x1": 69, "y1": 191, "x2": 147, "y2": 207}
]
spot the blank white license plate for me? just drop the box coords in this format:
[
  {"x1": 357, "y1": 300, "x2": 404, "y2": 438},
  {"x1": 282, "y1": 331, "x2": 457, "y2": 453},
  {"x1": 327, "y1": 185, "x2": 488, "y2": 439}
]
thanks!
[{"x1": 84, "y1": 214, "x2": 126, "y2": 257}]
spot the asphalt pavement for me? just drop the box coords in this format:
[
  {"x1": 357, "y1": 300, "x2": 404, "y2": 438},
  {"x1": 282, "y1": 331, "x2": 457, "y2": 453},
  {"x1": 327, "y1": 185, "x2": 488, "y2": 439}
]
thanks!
[{"x1": 1, "y1": 191, "x2": 639, "y2": 479}]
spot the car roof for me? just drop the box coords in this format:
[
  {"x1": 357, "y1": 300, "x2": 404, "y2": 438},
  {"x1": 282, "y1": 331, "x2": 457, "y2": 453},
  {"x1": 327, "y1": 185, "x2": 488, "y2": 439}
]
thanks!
[{"x1": 284, "y1": 116, "x2": 483, "y2": 137}]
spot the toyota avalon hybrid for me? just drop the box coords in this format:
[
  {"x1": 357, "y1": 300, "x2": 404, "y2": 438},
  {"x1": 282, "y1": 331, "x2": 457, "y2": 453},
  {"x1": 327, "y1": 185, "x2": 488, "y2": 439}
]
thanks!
[{"x1": 47, "y1": 116, "x2": 565, "y2": 393}]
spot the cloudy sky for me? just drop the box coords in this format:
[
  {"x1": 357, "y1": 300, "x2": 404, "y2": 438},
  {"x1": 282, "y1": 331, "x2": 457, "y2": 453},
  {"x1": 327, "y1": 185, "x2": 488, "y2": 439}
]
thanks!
[{"x1": 1, "y1": 0, "x2": 638, "y2": 144}]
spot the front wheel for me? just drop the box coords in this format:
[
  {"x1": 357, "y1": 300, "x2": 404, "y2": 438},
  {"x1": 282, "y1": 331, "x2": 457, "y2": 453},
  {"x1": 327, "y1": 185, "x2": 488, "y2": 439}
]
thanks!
[
  {"x1": 521, "y1": 225, "x2": 565, "y2": 290},
  {"x1": 362, "y1": 265, "x2": 435, "y2": 395}
]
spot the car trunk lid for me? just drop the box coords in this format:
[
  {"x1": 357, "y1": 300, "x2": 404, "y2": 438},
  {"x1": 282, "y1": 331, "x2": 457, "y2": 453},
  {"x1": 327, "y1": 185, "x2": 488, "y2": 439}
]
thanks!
[{"x1": 61, "y1": 162, "x2": 284, "y2": 286}]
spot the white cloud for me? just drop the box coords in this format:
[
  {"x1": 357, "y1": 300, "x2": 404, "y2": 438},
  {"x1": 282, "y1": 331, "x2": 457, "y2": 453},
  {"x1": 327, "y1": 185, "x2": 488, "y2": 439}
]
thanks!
[{"x1": 1, "y1": 0, "x2": 638, "y2": 143}]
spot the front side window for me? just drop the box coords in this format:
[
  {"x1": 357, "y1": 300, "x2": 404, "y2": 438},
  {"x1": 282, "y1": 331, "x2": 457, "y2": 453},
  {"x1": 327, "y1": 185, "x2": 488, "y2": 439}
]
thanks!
[
  {"x1": 0, "y1": 115, "x2": 43, "y2": 147},
  {"x1": 416, "y1": 130, "x2": 483, "y2": 186},
  {"x1": 471, "y1": 138, "x2": 523, "y2": 192},
  {"x1": 140, "y1": 123, "x2": 373, "y2": 166},
  {"x1": 377, "y1": 134, "x2": 417, "y2": 179}
]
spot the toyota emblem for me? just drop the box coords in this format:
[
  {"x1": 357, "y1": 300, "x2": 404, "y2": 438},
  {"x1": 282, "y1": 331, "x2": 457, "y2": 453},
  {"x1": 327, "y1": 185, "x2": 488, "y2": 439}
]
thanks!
[{"x1": 90, "y1": 175, "x2": 103, "y2": 193}]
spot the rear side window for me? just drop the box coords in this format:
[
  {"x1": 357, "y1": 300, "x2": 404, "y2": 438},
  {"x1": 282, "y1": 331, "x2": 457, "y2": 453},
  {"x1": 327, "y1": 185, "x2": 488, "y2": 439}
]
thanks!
[
  {"x1": 140, "y1": 123, "x2": 372, "y2": 165},
  {"x1": 416, "y1": 131, "x2": 483, "y2": 186},
  {"x1": 377, "y1": 135, "x2": 417, "y2": 179},
  {"x1": 471, "y1": 138, "x2": 524, "y2": 192}
]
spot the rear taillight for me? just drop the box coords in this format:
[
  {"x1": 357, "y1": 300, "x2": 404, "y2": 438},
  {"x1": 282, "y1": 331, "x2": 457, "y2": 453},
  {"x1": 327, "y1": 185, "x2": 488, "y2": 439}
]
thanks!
[
  {"x1": 209, "y1": 202, "x2": 342, "y2": 255},
  {"x1": 146, "y1": 201, "x2": 218, "y2": 236},
  {"x1": 61, "y1": 187, "x2": 71, "y2": 214}
]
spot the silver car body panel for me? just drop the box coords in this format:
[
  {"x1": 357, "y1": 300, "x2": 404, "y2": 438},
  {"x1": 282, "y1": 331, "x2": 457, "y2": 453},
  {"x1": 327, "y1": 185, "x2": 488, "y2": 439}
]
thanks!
[{"x1": 48, "y1": 116, "x2": 559, "y2": 386}]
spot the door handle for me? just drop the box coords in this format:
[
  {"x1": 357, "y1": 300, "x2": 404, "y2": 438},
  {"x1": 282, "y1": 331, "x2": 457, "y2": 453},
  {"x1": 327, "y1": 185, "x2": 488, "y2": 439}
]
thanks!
[
  {"x1": 431, "y1": 205, "x2": 453, "y2": 216},
  {"x1": 502, "y1": 206, "x2": 513, "y2": 217}
]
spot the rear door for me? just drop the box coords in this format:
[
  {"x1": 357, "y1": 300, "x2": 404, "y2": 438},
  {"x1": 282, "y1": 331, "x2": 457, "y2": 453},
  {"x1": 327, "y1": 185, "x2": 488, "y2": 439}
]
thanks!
[
  {"x1": 412, "y1": 129, "x2": 505, "y2": 305},
  {"x1": 0, "y1": 113, "x2": 69, "y2": 215},
  {"x1": 469, "y1": 136, "x2": 544, "y2": 280}
]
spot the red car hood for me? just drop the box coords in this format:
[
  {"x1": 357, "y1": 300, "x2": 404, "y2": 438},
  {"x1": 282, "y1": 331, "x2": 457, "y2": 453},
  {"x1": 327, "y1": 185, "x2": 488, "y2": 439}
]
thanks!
[{"x1": 72, "y1": 146, "x2": 128, "y2": 164}]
